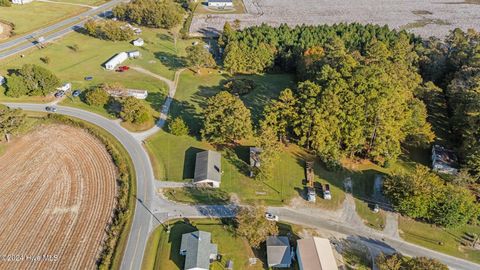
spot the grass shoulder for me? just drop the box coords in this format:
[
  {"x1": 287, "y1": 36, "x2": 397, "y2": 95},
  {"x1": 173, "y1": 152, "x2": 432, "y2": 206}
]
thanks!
[{"x1": 354, "y1": 198, "x2": 386, "y2": 231}]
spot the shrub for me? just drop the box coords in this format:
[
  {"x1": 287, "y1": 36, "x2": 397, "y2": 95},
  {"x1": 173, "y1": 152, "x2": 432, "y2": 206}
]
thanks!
[
  {"x1": 85, "y1": 87, "x2": 109, "y2": 106},
  {"x1": 223, "y1": 78, "x2": 256, "y2": 95},
  {"x1": 168, "y1": 117, "x2": 189, "y2": 136}
]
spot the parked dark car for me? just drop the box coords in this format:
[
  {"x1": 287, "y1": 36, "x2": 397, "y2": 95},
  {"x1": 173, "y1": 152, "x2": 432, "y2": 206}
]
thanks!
[
  {"x1": 72, "y1": 90, "x2": 81, "y2": 97},
  {"x1": 54, "y1": 90, "x2": 65, "y2": 98},
  {"x1": 84, "y1": 76, "x2": 93, "y2": 81},
  {"x1": 45, "y1": 106, "x2": 57, "y2": 112}
]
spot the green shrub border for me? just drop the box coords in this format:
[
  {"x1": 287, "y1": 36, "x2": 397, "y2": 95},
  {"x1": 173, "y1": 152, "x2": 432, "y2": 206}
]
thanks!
[{"x1": 45, "y1": 114, "x2": 136, "y2": 270}]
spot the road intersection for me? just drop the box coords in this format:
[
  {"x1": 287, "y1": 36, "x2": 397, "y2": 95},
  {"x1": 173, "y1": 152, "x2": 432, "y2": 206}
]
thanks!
[{"x1": 3, "y1": 103, "x2": 480, "y2": 270}]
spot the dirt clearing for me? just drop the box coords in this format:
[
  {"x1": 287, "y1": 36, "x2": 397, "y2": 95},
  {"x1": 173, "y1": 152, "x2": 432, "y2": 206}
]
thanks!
[{"x1": 0, "y1": 124, "x2": 116, "y2": 269}]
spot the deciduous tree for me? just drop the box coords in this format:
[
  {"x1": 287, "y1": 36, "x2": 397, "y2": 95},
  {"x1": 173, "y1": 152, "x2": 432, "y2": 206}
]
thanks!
[{"x1": 235, "y1": 205, "x2": 278, "y2": 248}]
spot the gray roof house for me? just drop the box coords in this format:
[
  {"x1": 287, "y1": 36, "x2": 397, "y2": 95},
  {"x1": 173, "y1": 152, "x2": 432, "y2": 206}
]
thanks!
[
  {"x1": 180, "y1": 231, "x2": 218, "y2": 270},
  {"x1": 194, "y1": 150, "x2": 222, "y2": 188},
  {"x1": 267, "y1": 236, "x2": 292, "y2": 268}
]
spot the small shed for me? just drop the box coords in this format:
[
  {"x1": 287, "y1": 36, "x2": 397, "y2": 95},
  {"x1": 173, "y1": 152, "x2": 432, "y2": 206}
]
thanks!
[
  {"x1": 127, "y1": 50, "x2": 141, "y2": 58},
  {"x1": 133, "y1": 38, "x2": 144, "y2": 47},
  {"x1": 194, "y1": 150, "x2": 222, "y2": 188},
  {"x1": 266, "y1": 236, "x2": 292, "y2": 268}
]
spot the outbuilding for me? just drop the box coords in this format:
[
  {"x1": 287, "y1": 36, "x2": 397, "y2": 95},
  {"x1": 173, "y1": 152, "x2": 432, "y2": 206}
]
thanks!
[
  {"x1": 0, "y1": 75, "x2": 5, "y2": 86},
  {"x1": 193, "y1": 150, "x2": 222, "y2": 188},
  {"x1": 207, "y1": 0, "x2": 233, "y2": 8},
  {"x1": 11, "y1": 0, "x2": 33, "y2": 4},
  {"x1": 127, "y1": 50, "x2": 141, "y2": 58},
  {"x1": 132, "y1": 38, "x2": 144, "y2": 47},
  {"x1": 104, "y1": 52, "x2": 128, "y2": 70}
]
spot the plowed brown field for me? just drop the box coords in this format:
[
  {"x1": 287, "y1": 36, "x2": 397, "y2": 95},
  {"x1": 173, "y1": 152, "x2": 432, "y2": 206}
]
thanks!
[{"x1": 0, "y1": 125, "x2": 116, "y2": 269}]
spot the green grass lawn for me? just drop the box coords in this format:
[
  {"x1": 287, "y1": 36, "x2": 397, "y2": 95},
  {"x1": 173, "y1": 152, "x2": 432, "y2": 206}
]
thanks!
[
  {"x1": 354, "y1": 198, "x2": 386, "y2": 230},
  {"x1": 142, "y1": 219, "x2": 300, "y2": 270},
  {"x1": 163, "y1": 187, "x2": 231, "y2": 205},
  {"x1": 53, "y1": 0, "x2": 107, "y2": 5},
  {"x1": 194, "y1": 0, "x2": 246, "y2": 14},
  {"x1": 399, "y1": 216, "x2": 480, "y2": 263},
  {"x1": 0, "y1": 2, "x2": 87, "y2": 38}
]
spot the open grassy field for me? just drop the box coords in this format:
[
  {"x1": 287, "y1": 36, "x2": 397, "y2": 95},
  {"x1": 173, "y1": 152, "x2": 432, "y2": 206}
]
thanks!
[
  {"x1": 142, "y1": 219, "x2": 301, "y2": 270},
  {"x1": 0, "y1": 2, "x2": 87, "y2": 38},
  {"x1": 53, "y1": 0, "x2": 108, "y2": 5},
  {"x1": 399, "y1": 216, "x2": 480, "y2": 263},
  {"x1": 147, "y1": 70, "x2": 395, "y2": 206}
]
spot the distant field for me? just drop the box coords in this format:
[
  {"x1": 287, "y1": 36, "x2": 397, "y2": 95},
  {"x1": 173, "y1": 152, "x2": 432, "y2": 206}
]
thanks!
[
  {"x1": 190, "y1": 0, "x2": 480, "y2": 38},
  {"x1": 0, "y1": 2, "x2": 87, "y2": 38},
  {"x1": 53, "y1": 0, "x2": 107, "y2": 5}
]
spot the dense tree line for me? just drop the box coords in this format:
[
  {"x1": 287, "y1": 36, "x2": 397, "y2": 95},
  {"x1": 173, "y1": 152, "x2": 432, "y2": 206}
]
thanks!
[
  {"x1": 261, "y1": 36, "x2": 433, "y2": 166},
  {"x1": 220, "y1": 22, "x2": 417, "y2": 74},
  {"x1": 83, "y1": 19, "x2": 133, "y2": 41},
  {"x1": 113, "y1": 0, "x2": 184, "y2": 30},
  {"x1": 0, "y1": 0, "x2": 11, "y2": 7},
  {"x1": 5, "y1": 64, "x2": 60, "y2": 97},
  {"x1": 384, "y1": 165, "x2": 478, "y2": 228}
]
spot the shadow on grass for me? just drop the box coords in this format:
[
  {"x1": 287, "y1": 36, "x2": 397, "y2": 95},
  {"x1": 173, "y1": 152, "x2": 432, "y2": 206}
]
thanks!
[
  {"x1": 146, "y1": 92, "x2": 167, "y2": 112},
  {"x1": 224, "y1": 147, "x2": 250, "y2": 177},
  {"x1": 169, "y1": 99, "x2": 203, "y2": 136},
  {"x1": 183, "y1": 147, "x2": 204, "y2": 179},
  {"x1": 154, "y1": 51, "x2": 187, "y2": 70}
]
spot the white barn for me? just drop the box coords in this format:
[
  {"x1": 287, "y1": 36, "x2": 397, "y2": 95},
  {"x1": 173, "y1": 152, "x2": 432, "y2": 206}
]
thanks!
[
  {"x1": 11, "y1": 0, "x2": 33, "y2": 4},
  {"x1": 104, "y1": 52, "x2": 128, "y2": 70},
  {"x1": 207, "y1": 0, "x2": 233, "y2": 8}
]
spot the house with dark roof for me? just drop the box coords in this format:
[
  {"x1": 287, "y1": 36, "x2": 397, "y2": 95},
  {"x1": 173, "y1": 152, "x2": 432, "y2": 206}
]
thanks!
[
  {"x1": 267, "y1": 236, "x2": 292, "y2": 268},
  {"x1": 194, "y1": 150, "x2": 222, "y2": 188},
  {"x1": 297, "y1": 237, "x2": 338, "y2": 270},
  {"x1": 180, "y1": 231, "x2": 218, "y2": 270}
]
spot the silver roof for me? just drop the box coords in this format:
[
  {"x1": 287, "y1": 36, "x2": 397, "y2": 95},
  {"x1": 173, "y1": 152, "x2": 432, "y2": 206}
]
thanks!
[
  {"x1": 180, "y1": 231, "x2": 218, "y2": 270},
  {"x1": 267, "y1": 236, "x2": 292, "y2": 267},
  {"x1": 194, "y1": 150, "x2": 221, "y2": 183}
]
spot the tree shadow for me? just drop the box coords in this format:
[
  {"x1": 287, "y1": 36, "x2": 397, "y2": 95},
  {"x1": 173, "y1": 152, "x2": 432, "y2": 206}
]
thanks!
[
  {"x1": 146, "y1": 92, "x2": 167, "y2": 112},
  {"x1": 169, "y1": 99, "x2": 202, "y2": 136},
  {"x1": 154, "y1": 51, "x2": 187, "y2": 70},
  {"x1": 224, "y1": 147, "x2": 250, "y2": 177},
  {"x1": 183, "y1": 147, "x2": 205, "y2": 179}
]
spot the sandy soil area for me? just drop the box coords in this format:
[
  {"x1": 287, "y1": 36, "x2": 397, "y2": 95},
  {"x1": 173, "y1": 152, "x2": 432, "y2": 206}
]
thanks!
[
  {"x1": 190, "y1": 0, "x2": 480, "y2": 38},
  {"x1": 0, "y1": 125, "x2": 116, "y2": 269}
]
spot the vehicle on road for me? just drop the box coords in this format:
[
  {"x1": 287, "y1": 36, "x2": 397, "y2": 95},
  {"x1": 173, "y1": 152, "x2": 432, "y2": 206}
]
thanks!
[
  {"x1": 54, "y1": 90, "x2": 65, "y2": 98},
  {"x1": 45, "y1": 106, "x2": 57, "y2": 112},
  {"x1": 307, "y1": 187, "x2": 316, "y2": 202},
  {"x1": 323, "y1": 184, "x2": 332, "y2": 200},
  {"x1": 72, "y1": 90, "x2": 81, "y2": 97},
  {"x1": 265, "y1": 212, "x2": 279, "y2": 222}
]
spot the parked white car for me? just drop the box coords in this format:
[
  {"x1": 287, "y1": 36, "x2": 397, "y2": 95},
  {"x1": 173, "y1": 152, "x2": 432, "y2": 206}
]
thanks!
[{"x1": 265, "y1": 212, "x2": 279, "y2": 222}]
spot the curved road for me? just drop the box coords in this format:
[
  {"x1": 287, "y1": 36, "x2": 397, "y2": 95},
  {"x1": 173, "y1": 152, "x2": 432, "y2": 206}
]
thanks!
[
  {"x1": 4, "y1": 103, "x2": 480, "y2": 270},
  {"x1": 4, "y1": 103, "x2": 154, "y2": 270}
]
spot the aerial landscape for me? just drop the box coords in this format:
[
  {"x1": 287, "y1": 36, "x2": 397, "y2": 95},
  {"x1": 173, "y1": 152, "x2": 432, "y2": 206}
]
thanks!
[{"x1": 0, "y1": 0, "x2": 479, "y2": 270}]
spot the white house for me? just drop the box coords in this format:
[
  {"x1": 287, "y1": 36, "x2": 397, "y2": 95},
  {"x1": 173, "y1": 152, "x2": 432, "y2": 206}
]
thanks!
[
  {"x1": 132, "y1": 38, "x2": 144, "y2": 47},
  {"x1": 207, "y1": 0, "x2": 233, "y2": 8},
  {"x1": 11, "y1": 0, "x2": 33, "y2": 4},
  {"x1": 104, "y1": 52, "x2": 129, "y2": 70},
  {"x1": 107, "y1": 88, "x2": 148, "y2": 99},
  {"x1": 0, "y1": 75, "x2": 5, "y2": 86}
]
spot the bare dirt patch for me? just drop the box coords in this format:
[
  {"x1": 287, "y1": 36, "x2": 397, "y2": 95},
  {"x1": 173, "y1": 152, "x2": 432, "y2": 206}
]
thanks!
[
  {"x1": 0, "y1": 124, "x2": 116, "y2": 269},
  {"x1": 0, "y1": 20, "x2": 13, "y2": 40}
]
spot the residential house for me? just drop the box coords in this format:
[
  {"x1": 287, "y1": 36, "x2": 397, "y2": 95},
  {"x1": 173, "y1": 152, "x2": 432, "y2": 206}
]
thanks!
[
  {"x1": 11, "y1": 0, "x2": 33, "y2": 4},
  {"x1": 267, "y1": 236, "x2": 292, "y2": 268},
  {"x1": 180, "y1": 231, "x2": 218, "y2": 270},
  {"x1": 432, "y1": 144, "x2": 458, "y2": 174},
  {"x1": 194, "y1": 150, "x2": 222, "y2": 188},
  {"x1": 297, "y1": 237, "x2": 338, "y2": 270},
  {"x1": 207, "y1": 0, "x2": 233, "y2": 8},
  {"x1": 106, "y1": 88, "x2": 148, "y2": 99}
]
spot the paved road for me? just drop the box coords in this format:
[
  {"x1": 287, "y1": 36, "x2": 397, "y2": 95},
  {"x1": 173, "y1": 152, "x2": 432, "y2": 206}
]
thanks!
[
  {"x1": 4, "y1": 103, "x2": 479, "y2": 270},
  {"x1": 0, "y1": 0, "x2": 126, "y2": 60}
]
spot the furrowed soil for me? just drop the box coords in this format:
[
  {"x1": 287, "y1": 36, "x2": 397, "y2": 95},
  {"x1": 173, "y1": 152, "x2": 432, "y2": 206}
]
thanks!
[{"x1": 0, "y1": 124, "x2": 116, "y2": 269}]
